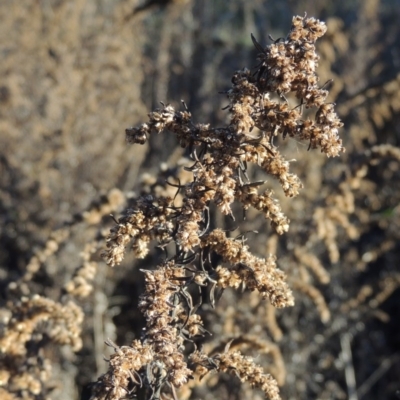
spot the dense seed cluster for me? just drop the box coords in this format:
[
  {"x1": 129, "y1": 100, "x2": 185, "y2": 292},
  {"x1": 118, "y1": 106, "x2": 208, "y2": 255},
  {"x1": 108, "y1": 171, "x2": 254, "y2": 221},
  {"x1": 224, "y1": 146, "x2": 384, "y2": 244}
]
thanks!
[{"x1": 94, "y1": 16, "x2": 344, "y2": 400}]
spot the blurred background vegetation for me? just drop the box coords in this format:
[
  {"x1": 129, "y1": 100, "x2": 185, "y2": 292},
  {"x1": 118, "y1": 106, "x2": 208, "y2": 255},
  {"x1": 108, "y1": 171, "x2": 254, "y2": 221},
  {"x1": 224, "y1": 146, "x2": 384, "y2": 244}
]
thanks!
[{"x1": 1, "y1": 0, "x2": 399, "y2": 399}]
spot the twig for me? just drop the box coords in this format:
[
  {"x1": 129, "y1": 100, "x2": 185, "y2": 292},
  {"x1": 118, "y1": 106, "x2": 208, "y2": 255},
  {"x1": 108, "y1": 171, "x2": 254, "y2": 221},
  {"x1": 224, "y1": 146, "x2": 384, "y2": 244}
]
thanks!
[{"x1": 340, "y1": 333, "x2": 358, "y2": 400}]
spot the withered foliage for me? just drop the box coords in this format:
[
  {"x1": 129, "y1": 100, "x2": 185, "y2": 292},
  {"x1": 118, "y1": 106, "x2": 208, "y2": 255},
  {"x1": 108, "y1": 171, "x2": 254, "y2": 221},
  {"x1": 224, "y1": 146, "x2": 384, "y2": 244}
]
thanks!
[{"x1": 91, "y1": 16, "x2": 343, "y2": 400}]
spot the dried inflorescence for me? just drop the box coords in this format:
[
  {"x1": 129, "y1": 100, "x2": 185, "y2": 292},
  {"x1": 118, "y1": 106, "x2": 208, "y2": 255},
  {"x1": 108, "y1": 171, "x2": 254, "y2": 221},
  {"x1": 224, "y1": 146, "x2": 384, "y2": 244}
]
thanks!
[
  {"x1": 93, "y1": 15, "x2": 344, "y2": 400},
  {"x1": 0, "y1": 296, "x2": 83, "y2": 357},
  {"x1": 90, "y1": 262, "x2": 194, "y2": 399},
  {"x1": 203, "y1": 229, "x2": 293, "y2": 307},
  {"x1": 105, "y1": 15, "x2": 343, "y2": 265},
  {"x1": 190, "y1": 348, "x2": 281, "y2": 400},
  {"x1": 103, "y1": 195, "x2": 175, "y2": 266},
  {"x1": 0, "y1": 296, "x2": 83, "y2": 399},
  {"x1": 0, "y1": 188, "x2": 126, "y2": 399}
]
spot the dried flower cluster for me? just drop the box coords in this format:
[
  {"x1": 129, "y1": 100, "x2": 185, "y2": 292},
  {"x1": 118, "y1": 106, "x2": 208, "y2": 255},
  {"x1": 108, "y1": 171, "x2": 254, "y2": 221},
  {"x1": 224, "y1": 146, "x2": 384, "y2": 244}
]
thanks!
[
  {"x1": 2, "y1": 1, "x2": 400, "y2": 399},
  {"x1": 190, "y1": 348, "x2": 281, "y2": 400},
  {"x1": 91, "y1": 15, "x2": 344, "y2": 400},
  {"x1": 0, "y1": 296, "x2": 83, "y2": 399},
  {"x1": 0, "y1": 188, "x2": 126, "y2": 399}
]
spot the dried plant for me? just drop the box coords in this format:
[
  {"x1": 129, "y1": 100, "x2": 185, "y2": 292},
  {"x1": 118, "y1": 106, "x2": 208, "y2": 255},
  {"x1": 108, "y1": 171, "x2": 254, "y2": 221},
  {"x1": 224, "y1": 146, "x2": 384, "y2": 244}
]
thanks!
[
  {"x1": 90, "y1": 15, "x2": 344, "y2": 400},
  {"x1": 0, "y1": 188, "x2": 126, "y2": 400},
  {"x1": 1, "y1": 1, "x2": 400, "y2": 399}
]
